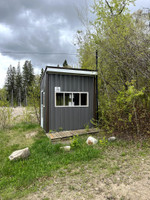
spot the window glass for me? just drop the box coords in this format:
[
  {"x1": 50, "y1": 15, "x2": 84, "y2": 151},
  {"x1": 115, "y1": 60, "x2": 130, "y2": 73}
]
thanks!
[
  {"x1": 41, "y1": 92, "x2": 43, "y2": 105},
  {"x1": 65, "y1": 93, "x2": 72, "y2": 106},
  {"x1": 73, "y1": 93, "x2": 79, "y2": 106},
  {"x1": 56, "y1": 93, "x2": 63, "y2": 106},
  {"x1": 43, "y1": 92, "x2": 45, "y2": 106},
  {"x1": 55, "y1": 92, "x2": 88, "y2": 107},
  {"x1": 81, "y1": 93, "x2": 87, "y2": 105}
]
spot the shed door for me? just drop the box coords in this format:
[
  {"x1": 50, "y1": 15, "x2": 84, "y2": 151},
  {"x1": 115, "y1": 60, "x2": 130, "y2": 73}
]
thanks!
[{"x1": 41, "y1": 91, "x2": 45, "y2": 128}]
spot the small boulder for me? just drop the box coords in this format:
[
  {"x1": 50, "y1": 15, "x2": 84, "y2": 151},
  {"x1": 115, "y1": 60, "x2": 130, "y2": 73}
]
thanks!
[
  {"x1": 108, "y1": 136, "x2": 116, "y2": 141},
  {"x1": 9, "y1": 147, "x2": 30, "y2": 161},
  {"x1": 86, "y1": 136, "x2": 98, "y2": 145},
  {"x1": 60, "y1": 146, "x2": 71, "y2": 151}
]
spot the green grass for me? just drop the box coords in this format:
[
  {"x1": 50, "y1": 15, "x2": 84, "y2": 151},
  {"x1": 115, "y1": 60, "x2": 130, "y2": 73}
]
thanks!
[
  {"x1": 0, "y1": 123, "x2": 150, "y2": 200},
  {"x1": 12, "y1": 122, "x2": 39, "y2": 131},
  {"x1": 0, "y1": 123, "x2": 101, "y2": 199}
]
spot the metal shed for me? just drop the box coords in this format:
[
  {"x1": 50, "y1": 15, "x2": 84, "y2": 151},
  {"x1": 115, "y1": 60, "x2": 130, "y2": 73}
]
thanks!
[{"x1": 40, "y1": 66, "x2": 98, "y2": 133}]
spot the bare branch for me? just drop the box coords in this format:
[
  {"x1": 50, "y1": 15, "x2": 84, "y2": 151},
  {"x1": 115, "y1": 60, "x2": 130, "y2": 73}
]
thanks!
[
  {"x1": 105, "y1": 0, "x2": 114, "y2": 15},
  {"x1": 118, "y1": 1, "x2": 126, "y2": 15}
]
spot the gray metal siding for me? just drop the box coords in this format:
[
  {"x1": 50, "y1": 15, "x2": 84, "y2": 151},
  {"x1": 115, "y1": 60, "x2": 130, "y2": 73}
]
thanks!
[{"x1": 48, "y1": 73, "x2": 95, "y2": 131}]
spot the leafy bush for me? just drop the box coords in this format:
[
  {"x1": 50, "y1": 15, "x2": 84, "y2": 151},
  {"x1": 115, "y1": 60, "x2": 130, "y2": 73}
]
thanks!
[
  {"x1": 70, "y1": 135, "x2": 81, "y2": 148},
  {"x1": 84, "y1": 123, "x2": 89, "y2": 132},
  {"x1": 28, "y1": 75, "x2": 40, "y2": 124},
  {"x1": 98, "y1": 81, "x2": 148, "y2": 136},
  {"x1": 99, "y1": 137, "x2": 108, "y2": 146}
]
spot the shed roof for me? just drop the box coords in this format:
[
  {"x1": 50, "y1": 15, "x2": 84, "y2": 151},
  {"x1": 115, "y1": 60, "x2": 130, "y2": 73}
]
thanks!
[{"x1": 45, "y1": 66, "x2": 98, "y2": 76}]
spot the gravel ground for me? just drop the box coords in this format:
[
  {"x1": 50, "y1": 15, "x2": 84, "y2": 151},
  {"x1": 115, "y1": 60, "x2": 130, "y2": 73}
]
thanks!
[{"x1": 25, "y1": 152, "x2": 150, "y2": 200}]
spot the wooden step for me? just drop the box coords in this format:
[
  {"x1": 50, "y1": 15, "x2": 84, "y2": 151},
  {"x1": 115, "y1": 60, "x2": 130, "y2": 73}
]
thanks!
[{"x1": 46, "y1": 128, "x2": 99, "y2": 142}]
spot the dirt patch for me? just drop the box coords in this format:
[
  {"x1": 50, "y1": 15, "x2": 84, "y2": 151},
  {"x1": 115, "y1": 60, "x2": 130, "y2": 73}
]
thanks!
[
  {"x1": 26, "y1": 131, "x2": 38, "y2": 139},
  {"x1": 25, "y1": 155, "x2": 150, "y2": 200},
  {"x1": 12, "y1": 107, "x2": 26, "y2": 118},
  {"x1": 11, "y1": 106, "x2": 37, "y2": 124}
]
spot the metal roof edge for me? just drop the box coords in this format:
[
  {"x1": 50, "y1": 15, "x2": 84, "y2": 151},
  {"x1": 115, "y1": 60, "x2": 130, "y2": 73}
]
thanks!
[{"x1": 46, "y1": 66, "x2": 98, "y2": 76}]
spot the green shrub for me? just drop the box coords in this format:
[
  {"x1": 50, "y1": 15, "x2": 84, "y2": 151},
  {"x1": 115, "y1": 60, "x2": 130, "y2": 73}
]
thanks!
[
  {"x1": 99, "y1": 137, "x2": 108, "y2": 146},
  {"x1": 0, "y1": 88, "x2": 12, "y2": 129},
  {"x1": 70, "y1": 135, "x2": 81, "y2": 148},
  {"x1": 84, "y1": 123, "x2": 89, "y2": 132},
  {"x1": 98, "y1": 81, "x2": 147, "y2": 136}
]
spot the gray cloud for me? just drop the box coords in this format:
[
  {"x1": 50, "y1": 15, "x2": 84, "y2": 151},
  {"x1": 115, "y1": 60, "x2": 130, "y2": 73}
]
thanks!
[
  {"x1": 0, "y1": 0, "x2": 93, "y2": 68},
  {"x1": 0, "y1": 0, "x2": 148, "y2": 69}
]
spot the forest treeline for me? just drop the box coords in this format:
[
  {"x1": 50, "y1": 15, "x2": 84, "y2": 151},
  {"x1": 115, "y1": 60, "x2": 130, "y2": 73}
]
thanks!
[
  {"x1": 3, "y1": 59, "x2": 69, "y2": 106},
  {"x1": 77, "y1": 0, "x2": 150, "y2": 136},
  {"x1": 0, "y1": 60, "x2": 44, "y2": 126},
  {"x1": 4, "y1": 61, "x2": 44, "y2": 107},
  {"x1": 0, "y1": 59, "x2": 68, "y2": 127}
]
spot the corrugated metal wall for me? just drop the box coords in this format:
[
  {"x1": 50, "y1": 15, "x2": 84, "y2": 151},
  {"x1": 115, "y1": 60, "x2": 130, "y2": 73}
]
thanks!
[{"x1": 48, "y1": 73, "x2": 95, "y2": 131}]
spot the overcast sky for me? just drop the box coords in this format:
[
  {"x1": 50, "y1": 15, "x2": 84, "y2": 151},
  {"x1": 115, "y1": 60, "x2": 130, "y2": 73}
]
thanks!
[{"x1": 0, "y1": 0, "x2": 149, "y2": 88}]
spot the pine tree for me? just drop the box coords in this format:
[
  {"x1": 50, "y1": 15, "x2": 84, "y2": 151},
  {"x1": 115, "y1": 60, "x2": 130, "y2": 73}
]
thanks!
[
  {"x1": 22, "y1": 60, "x2": 34, "y2": 106},
  {"x1": 63, "y1": 60, "x2": 68, "y2": 67},
  {"x1": 40, "y1": 68, "x2": 44, "y2": 81},
  {"x1": 16, "y1": 62, "x2": 22, "y2": 106},
  {"x1": 22, "y1": 61, "x2": 34, "y2": 87},
  {"x1": 5, "y1": 65, "x2": 16, "y2": 106},
  {"x1": 5, "y1": 65, "x2": 11, "y2": 100}
]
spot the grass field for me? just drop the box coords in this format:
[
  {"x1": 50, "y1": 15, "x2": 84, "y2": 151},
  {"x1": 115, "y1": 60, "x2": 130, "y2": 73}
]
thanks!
[{"x1": 0, "y1": 122, "x2": 150, "y2": 200}]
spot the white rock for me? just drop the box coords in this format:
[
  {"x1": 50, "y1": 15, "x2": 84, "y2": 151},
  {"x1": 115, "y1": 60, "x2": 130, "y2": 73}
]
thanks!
[
  {"x1": 9, "y1": 147, "x2": 30, "y2": 161},
  {"x1": 60, "y1": 146, "x2": 71, "y2": 151},
  {"x1": 86, "y1": 136, "x2": 98, "y2": 145},
  {"x1": 108, "y1": 136, "x2": 116, "y2": 141}
]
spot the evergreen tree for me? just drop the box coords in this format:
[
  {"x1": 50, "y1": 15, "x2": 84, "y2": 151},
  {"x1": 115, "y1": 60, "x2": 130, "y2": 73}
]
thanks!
[
  {"x1": 16, "y1": 62, "x2": 22, "y2": 106},
  {"x1": 22, "y1": 60, "x2": 34, "y2": 105},
  {"x1": 5, "y1": 65, "x2": 16, "y2": 106},
  {"x1": 40, "y1": 68, "x2": 44, "y2": 81},
  {"x1": 63, "y1": 60, "x2": 68, "y2": 67},
  {"x1": 5, "y1": 65, "x2": 11, "y2": 100},
  {"x1": 22, "y1": 61, "x2": 34, "y2": 87}
]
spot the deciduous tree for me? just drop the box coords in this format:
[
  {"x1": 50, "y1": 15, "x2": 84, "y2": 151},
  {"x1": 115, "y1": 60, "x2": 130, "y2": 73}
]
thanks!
[
  {"x1": 28, "y1": 75, "x2": 40, "y2": 124},
  {"x1": 77, "y1": 0, "x2": 150, "y2": 135}
]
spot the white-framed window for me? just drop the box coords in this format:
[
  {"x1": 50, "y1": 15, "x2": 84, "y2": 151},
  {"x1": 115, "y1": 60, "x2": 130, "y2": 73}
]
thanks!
[{"x1": 55, "y1": 92, "x2": 89, "y2": 107}]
